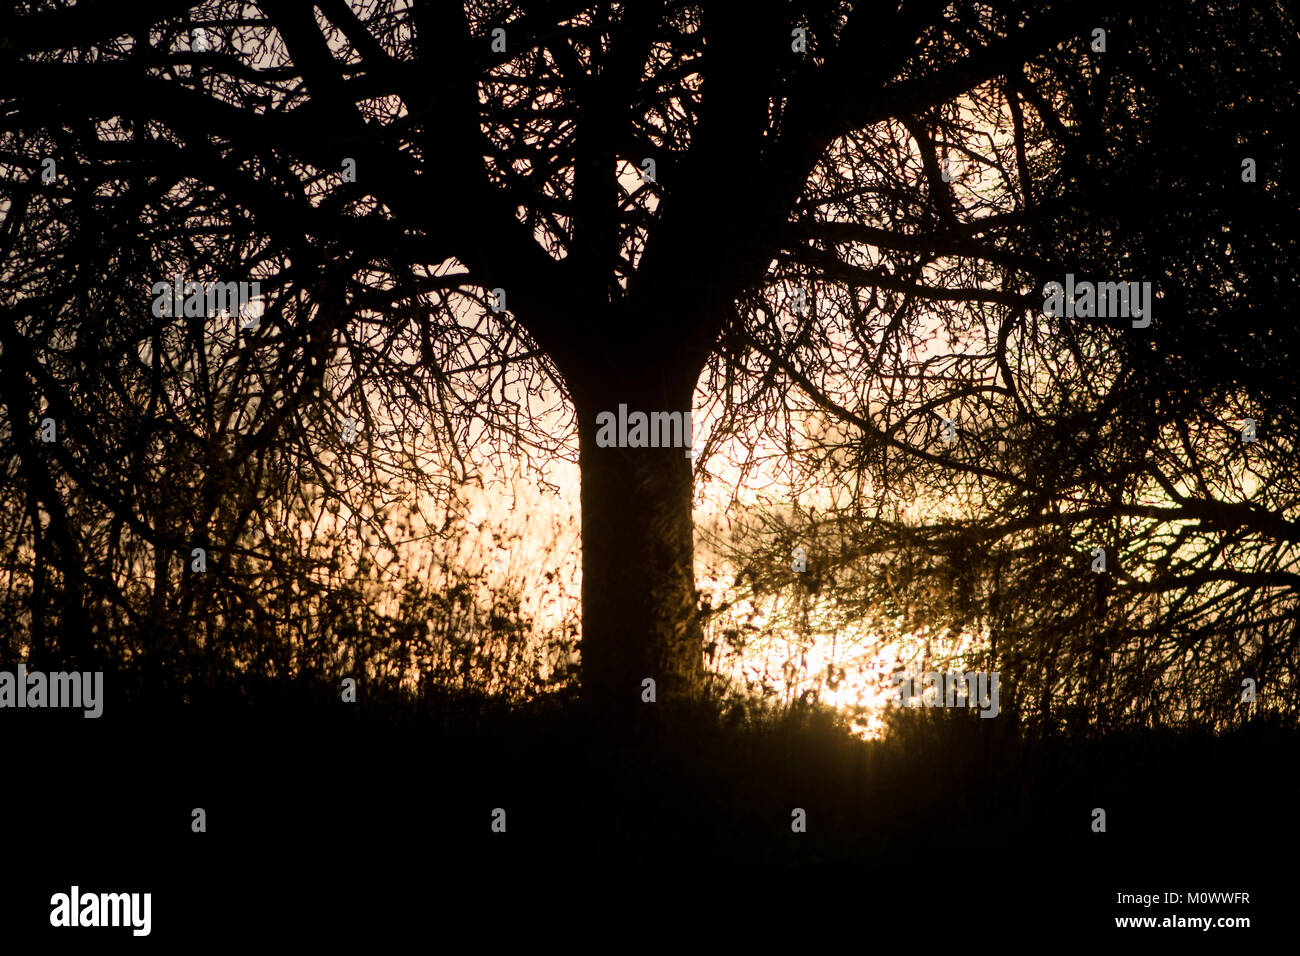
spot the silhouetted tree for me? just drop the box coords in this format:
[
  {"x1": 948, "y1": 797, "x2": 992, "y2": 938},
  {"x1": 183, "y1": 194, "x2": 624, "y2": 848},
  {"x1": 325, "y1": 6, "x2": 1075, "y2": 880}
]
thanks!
[
  {"x1": 16, "y1": 1, "x2": 1289, "y2": 725},
  {"x1": 703, "y1": 1, "x2": 1299, "y2": 732}
]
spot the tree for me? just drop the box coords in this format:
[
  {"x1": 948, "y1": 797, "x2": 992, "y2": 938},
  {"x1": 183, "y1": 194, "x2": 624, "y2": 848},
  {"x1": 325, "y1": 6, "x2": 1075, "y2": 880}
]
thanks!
[
  {"x1": 701, "y1": 0, "x2": 1300, "y2": 733},
  {"x1": 4, "y1": 1, "x2": 1160, "y2": 718}
]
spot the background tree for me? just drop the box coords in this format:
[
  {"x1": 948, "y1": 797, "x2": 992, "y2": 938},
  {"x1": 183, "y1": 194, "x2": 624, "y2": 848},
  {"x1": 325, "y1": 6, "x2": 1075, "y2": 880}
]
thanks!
[{"x1": 702, "y1": 0, "x2": 1299, "y2": 733}]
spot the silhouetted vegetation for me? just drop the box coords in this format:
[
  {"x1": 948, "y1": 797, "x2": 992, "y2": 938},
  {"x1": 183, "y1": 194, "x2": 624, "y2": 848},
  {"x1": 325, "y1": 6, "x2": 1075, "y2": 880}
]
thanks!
[{"x1": 1, "y1": 4, "x2": 1296, "y2": 938}]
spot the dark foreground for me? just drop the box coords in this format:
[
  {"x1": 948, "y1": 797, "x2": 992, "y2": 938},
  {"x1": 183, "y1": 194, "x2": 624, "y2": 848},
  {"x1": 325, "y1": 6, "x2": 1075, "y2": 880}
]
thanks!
[{"x1": 4, "y1": 675, "x2": 1292, "y2": 944}]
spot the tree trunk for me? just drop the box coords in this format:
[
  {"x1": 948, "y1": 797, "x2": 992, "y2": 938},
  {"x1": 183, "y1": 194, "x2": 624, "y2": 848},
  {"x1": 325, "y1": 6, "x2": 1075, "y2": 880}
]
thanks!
[{"x1": 574, "y1": 380, "x2": 706, "y2": 720}]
